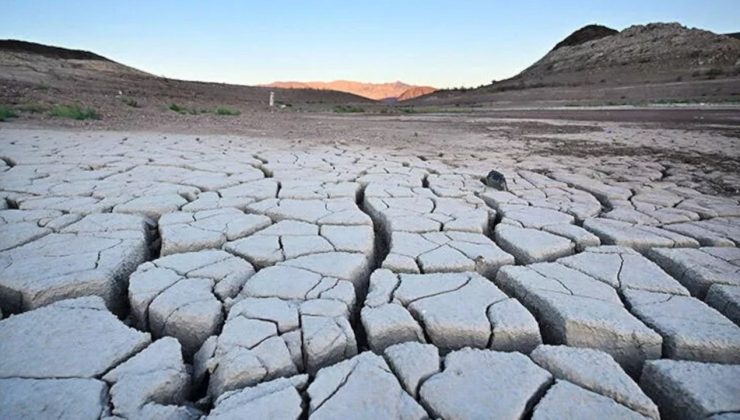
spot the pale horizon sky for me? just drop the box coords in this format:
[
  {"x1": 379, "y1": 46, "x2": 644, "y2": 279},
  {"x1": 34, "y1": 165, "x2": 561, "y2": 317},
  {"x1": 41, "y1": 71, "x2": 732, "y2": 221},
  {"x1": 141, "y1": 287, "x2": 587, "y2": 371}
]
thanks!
[{"x1": 1, "y1": 0, "x2": 739, "y2": 88}]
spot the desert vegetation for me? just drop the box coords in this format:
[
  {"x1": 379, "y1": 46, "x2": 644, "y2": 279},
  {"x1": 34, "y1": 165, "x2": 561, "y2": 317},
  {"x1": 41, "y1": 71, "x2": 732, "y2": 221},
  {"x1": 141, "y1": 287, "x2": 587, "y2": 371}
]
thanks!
[{"x1": 49, "y1": 104, "x2": 99, "y2": 120}]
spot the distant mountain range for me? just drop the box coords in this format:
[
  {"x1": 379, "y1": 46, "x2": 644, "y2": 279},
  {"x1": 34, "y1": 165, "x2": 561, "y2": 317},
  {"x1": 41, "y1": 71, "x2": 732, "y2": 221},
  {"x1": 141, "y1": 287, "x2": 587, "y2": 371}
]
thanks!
[{"x1": 262, "y1": 80, "x2": 436, "y2": 101}]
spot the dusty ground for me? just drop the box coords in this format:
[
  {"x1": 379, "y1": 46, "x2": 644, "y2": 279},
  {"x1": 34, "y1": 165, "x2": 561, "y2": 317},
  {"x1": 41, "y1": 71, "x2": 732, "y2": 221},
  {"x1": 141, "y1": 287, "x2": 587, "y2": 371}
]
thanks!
[{"x1": 4, "y1": 106, "x2": 740, "y2": 196}]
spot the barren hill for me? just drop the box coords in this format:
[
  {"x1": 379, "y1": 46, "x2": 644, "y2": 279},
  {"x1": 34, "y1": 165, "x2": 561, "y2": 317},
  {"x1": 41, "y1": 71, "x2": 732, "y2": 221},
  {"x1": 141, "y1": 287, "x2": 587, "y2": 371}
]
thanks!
[
  {"x1": 0, "y1": 40, "x2": 369, "y2": 121},
  {"x1": 411, "y1": 23, "x2": 740, "y2": 107},
  {"x1": 511, "y1": 22, "x2": 740, "y2": 87},
  {"x1": 551, "y1": 24, "x2": 618, "y2": 51},
  {"x1": 263, "y1": 80, "x2": 436, "y2": 101},
  {"x1": 397, "y1": 85, "x2": 437, "y2": 101}
]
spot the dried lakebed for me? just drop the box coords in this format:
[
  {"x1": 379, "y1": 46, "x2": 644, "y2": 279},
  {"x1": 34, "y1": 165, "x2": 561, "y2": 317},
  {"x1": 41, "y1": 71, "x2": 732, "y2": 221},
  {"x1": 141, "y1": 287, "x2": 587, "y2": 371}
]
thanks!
[{"x1": 0, "y1": 128, "x2": 739, "y2": 419}]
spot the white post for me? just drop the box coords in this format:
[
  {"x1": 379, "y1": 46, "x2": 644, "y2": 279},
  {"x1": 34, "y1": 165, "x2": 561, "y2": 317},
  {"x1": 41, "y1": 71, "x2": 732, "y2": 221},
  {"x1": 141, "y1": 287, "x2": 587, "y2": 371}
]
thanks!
[{"x1": 269, "y1": 91, "x2": 275, "y2": 107}]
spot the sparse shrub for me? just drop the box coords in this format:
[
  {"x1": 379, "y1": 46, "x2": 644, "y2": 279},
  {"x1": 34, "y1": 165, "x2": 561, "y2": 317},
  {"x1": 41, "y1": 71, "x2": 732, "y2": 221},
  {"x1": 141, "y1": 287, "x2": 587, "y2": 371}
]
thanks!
[
  {"x1": 121, "y1": 97, "x2": 140, "y2": 108},
  {"x1": 18, "y1": 103, "x2": 48, "y2": 113},
  {"x1": 705, "y1": 68, "x2": 724, "y2": 78},
  {"x1": 49, "y1": 104, "x2": 99, "y2": 120},
  {"x1": 169, "y1": 103, "x2": 207, "y2": 115},
  {"x1": 169, "y1": 103, "x2": 187, "y2": 113},
  {"x1": 215, "y1": 107, "x2": 240, "y2": 116},
  {"x1": 333, "y1": 105, "x2": 364, "y2": 113},
  {"x1": 0, "y1": 105, "x2": 18, "y2": 121}
]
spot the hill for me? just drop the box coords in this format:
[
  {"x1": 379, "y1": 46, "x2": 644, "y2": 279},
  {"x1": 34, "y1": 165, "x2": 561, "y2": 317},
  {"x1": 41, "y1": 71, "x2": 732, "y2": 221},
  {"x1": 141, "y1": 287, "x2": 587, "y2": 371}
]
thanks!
[
  {"x1": 551, "y1": 24, "x2": 618, "y2": 50},
  {"x1": 411, "y1": 23, "x2": 740, "y2": 107},
  {"x1": 0, "y1": 40, "x2": 369, "y2": 120},
  {"x1": 0, "y1": 39, "x2": 111, "y2": 61},
  {"x1": 397, "y1": 86, "x2": 437, "y2": 101},
  {"x1": 263, "y1": 80, "x2": 437, "y2": 101}
]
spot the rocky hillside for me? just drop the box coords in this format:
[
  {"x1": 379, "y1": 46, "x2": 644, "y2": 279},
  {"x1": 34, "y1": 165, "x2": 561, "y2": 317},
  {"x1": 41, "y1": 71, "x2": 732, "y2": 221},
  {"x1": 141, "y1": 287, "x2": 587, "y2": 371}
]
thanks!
[
  {"x1": 263, "y1": 80, "x2": 437, "y2": 101},
  {"x1": 551, "y1": 24, "x2": 618, "y2": 51},
  {"x1": 500, "y1": 22, "x2": 740, "y2": 88},
  {"x1": 410, "y1": 22, "x2": 740, "y2": 106}
]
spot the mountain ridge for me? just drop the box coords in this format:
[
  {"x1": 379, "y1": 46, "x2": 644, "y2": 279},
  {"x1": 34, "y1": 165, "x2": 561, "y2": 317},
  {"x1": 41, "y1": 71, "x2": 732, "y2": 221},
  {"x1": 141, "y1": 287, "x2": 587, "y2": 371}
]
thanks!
[{"x1": 263, "y1": 80, "x2": 437, "y2": 101}]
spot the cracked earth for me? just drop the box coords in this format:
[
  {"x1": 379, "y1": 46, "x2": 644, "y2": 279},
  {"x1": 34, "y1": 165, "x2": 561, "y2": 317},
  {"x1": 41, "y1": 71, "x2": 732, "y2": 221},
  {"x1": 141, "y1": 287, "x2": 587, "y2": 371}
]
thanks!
[{"x1": 0, "y1": 126, "x2": 739, "y2": 419}]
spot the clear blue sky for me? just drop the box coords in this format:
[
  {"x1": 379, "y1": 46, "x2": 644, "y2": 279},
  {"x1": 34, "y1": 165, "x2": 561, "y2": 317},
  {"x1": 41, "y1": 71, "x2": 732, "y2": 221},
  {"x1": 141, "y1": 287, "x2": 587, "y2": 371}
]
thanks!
[{"x1": 2, "y1": 0, "x2": 738, "y2": 88}]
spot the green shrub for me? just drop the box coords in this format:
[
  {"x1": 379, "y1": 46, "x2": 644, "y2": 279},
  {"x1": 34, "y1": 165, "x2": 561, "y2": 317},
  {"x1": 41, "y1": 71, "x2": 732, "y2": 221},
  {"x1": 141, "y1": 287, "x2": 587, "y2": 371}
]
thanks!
[
  {"x1": 50, "y1": 104, "x2": 99, "y2": 120},
  {"x1": 333, "y1": 105, "x2": 364, "y2": 113},
  {"x1": 121, "y1": 97, "x2": 140, "y2": 108},
  {"x1": 215, "y1": 107, "x2": 240, "y2": 116},
  {"x1": 169, "y1": 103, "x2": 187, "y2": 113},
  {"x1": 18, "y1": 103, "x2": 48, "y2": 113},
  {"x1": 0, "y1": 105, "x2": 18, "y2": 121},
  {"x1": 169, "y1": 103, "x2": 206, "y2": 115}
]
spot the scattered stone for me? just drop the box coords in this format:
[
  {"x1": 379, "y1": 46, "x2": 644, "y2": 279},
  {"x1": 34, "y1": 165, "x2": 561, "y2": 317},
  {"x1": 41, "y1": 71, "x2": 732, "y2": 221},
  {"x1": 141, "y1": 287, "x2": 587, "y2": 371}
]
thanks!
[
  {"x1": 485, "y1": 169, "x2": 509, "y2": 191},
  {"x1": 640, "y1": 359, "x2": 740, "y2": 420}
]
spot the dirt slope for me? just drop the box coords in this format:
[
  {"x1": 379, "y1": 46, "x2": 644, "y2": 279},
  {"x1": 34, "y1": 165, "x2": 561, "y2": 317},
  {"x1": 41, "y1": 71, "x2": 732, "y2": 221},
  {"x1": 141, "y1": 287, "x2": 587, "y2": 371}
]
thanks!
[{"x1": 0, "y1": 40, "x2": 370, "y2": 120}]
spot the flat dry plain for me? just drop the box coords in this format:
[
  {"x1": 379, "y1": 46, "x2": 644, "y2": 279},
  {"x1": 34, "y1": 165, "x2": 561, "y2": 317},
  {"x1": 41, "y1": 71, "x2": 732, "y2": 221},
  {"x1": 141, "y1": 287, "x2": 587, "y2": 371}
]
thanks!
[{"x1": 0, "y1": 107, "x2": 739, "y2": 419}]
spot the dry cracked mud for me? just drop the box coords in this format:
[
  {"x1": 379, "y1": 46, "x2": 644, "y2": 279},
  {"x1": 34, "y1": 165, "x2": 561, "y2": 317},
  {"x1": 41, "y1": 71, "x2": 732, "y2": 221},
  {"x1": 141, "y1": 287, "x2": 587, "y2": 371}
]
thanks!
[{"x1": 0, "y1": 127, "x2": 738, "y2": 419}]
